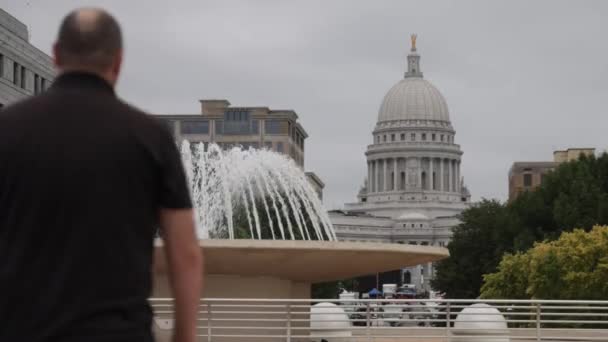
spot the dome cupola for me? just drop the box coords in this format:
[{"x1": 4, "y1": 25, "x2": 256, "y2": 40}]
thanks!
[{"x1": 377, "y1": 34, "x2": 450, "y2": 124}]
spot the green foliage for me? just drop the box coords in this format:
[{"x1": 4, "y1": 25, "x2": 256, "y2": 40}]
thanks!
[
  {"x1": 431, "y1": 199, "x2": 520, "y2": 298},
  {"x1": 481, "y1": 226, "x2": 608, "y2": 300},
  {"x1": 433, "y1": 153, "x2": 608, "y2": 298},
  {"x1": 479, "y1": 252, "x2": 530, "y2": 299}
]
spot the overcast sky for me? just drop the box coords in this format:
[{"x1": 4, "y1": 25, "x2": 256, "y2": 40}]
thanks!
[{"x1": 5, "y1": 0, "x2": 608, "y2": 209}]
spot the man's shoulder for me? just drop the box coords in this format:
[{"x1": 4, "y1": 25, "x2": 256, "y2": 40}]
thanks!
[
  {"x1": 116, "y1": 100, "x2": 172, "y2": 138},
  {"x1": 0, "y1": 93, "x2": 51, "y2": 122}
]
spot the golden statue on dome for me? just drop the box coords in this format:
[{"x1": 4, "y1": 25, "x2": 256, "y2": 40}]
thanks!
[{"x1": 411, "y1": 34, "x2": 417, "y2": 50}]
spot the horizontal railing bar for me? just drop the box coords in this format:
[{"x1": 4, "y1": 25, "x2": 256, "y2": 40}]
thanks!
[{"x1": 151, "y1": 298, "x2": 608, "y2": 304}]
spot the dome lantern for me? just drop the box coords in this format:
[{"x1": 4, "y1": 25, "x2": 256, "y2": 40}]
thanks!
[{"x1": 405, "y1": 34, "x2": 423, "y2": 79}]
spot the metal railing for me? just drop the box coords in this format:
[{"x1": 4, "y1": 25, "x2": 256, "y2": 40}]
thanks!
[{"x1": 150, "y1": 298, "x2": 608, "y2": 341}]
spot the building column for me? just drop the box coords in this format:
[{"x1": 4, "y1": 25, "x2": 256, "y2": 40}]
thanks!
[
  {"x1": 453, "y1": 160, "x2": 457, "y2": 192},
  {"x1": 393, "y1": 158, "x2": 398, "y2": 191},
  {"x1": 452, "y1": 160, "x2": 456, "y2": 192},
  {"x1": 382, "y1": 159, "x2": 387, "y2": 192},
  {"x1": 417, "y1": 157, "x2": 423, "y2": 190},
  {"x1": 368, "y1": 161, "x2": 372, "y2": 193},
  {"x1": 456, "y1": 160, "x2": 460, "y2": 193},
  {"x1": 403, "y1": 157, "x2": 408, "y2": 191},
  {"x1": 374, "y1": 160, "x2": 379, "y2": 193},
  {"x1": 429, "y1": 157, "x2": 434, "y2": 191},
  {"x1": 447, "y1": 159, "x2": 452, "y2": 192},
  {"x1": 439, "y1": 158, "x2": 444, "y2": 192}
]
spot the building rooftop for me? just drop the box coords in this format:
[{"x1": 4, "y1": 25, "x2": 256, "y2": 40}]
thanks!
[{"x1": 0, "y1": 8, "x2": 29, "y2": 41}]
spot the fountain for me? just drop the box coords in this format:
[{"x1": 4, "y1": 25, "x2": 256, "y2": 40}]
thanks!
[
  {"x1": 181, "y1": 142, "x2": 335, "y2": 241},
  {"x1": 152, "y1": 143, "x2": 449, "y2": 341}
]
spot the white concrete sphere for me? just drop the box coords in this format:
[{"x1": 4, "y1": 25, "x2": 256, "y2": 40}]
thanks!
[
  {"x1": 310, "y1": 302, "x2": 352, "y2": 341},
  {"x1": 451, "y1": 303, "x2": 510, "y2": 342}
]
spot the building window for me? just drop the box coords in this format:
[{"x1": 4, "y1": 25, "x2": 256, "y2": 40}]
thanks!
[
  {"x1": 376, "y1": 136, "x2": 380, "y2": 143},
  {"x1": 411, "y1": 133, "x2": 416, "y2": 141},
  {"x1": 13, "y1": 62, "x2": 18, "y2": 85},
  {"x1": 391, "y1": 134, "x2": 395, "y2": 142},
  {"x1": 224, "y1": 110, "x2": 249, "y2": 121},
  {"x1": 20, "y1": 66, "x2": 25, "y2": 89},
  {"x1": 223, "y1": 110, "x2": 253, "y2": 134},
  {"x1": 523, "y1": 173, "x2": 533, "y2": 187},
  {"x1": 276, "y1": 142, "x2": 284, "y2": 153},
  {"x1": 251, "y1": 119, "x2": 259, "y2": 134},
  {"x1": 432, "y1": 133, "x2": 436, "y2": 141},
  {"x1": 400, "y1": 133, "x2": 405, "y2": 140},
  {"x1": 41, "y1": 78, "x2": 47, "y2": 90},
  {"x1": 265, "y1": 120, "x2": 283, "y2": 134},
  {"x1": 440, "y1": 134, "x2": 444, "y2": 142},
  {"x1": 181, "y1": 120, "x2": 210, "y2": 134},
  {"x1": 422, "y1": 133, "x2": 427, "y2": 141},
  {"x1": 383, "y1": 135, "x2": 387, "y2": 142},
  {"x1": 215, "y1": 120, "x2": 224, "y2": 134}
]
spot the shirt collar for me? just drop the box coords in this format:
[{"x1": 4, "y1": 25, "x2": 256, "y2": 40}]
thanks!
[{"x1": 51, "y1": 71, "x2": 115, "y2": 96}]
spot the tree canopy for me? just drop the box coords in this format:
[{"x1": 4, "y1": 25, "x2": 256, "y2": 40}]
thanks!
[
  {"x1": 432, "y1": 153, "x2": 608, "y2": 298},
  {"x1": 481, "y1": 226, "x2": 608, "y2": 299}
]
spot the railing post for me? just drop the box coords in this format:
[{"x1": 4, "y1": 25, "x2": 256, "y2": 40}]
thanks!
[
  {"x1": 446, "y1": 301, "x2": 451, "y2": 338},
  {"x1": 366, "y1": 301, "x2": 371, "y2": 342},
  {"x1": 286, "y1": 303, "x2": 291, "y2": 342},
  {"x1": 536, "y1": 303, "x2": 541, "y2": 341},
  {"x1": 207, "y1": 302, "x2": 212, "y2": 342}
]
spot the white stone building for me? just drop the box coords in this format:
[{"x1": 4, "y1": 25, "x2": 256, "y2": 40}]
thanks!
[
  {"x1": 331, "y1": 36, "x2": 471, "y2": 293},
  {"x1": 0, "y1": 9, "x2": 54, "y2": 108}
]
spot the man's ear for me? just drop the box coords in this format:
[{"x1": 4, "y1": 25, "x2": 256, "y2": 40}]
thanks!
[{"x1": 52, "y1": 43, "x2": 62, "y2": 68}]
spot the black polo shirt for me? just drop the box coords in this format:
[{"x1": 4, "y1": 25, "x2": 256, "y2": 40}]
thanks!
[{"x1": 0, "y1": 72, "x2": 192, "y2": 342}]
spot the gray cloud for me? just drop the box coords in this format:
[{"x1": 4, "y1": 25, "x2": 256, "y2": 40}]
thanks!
[{"x1": 6, "y1": 0, "x2": 608, "y2": 208}]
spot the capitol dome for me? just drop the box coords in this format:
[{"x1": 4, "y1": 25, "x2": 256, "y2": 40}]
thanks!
[
  {"x1": 377, "y1": 35, "x2": 450, "y2": 124},
  {"x1": 378, "y1": 78, "x2": 450, "y2": 123}
]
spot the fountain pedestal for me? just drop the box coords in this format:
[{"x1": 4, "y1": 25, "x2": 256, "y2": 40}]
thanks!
[{"x1": 151, "y1": 239, "x2": 448, "y2": 341}]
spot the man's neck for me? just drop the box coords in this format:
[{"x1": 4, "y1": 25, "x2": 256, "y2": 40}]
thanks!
[{"x1": 57, "y1": 67, "x2": 115, "y2": 87}]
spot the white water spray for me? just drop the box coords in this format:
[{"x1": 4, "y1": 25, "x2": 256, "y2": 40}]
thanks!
[{"x1": 181, "y1": 142, "x2": 336, "y2": 241}]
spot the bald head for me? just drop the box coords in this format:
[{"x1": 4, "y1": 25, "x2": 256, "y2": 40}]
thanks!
[{"x1": 54, "y1": 8, "x2": 123, "y2": 83}]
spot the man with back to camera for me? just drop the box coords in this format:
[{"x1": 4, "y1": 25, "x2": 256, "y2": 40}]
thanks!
[{"x1": 0, "y1": 8, "x2": 202, "y2": 342}]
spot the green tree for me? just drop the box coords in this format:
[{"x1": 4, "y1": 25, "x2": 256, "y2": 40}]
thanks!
[
  {"x1": 434, "y1": 153, "x2": 608, "y2": 298},
  {"x1": 431, "y1": 199, "x2": 520, "y2": 298},
  {"x1": 479, "y1": 252, "x2": 530, "y2": 299},
  {"x1": 481, "y1": 226, "x2": 608, "y2": 300}
]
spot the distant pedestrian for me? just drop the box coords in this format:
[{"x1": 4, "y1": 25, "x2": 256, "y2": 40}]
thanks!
[{"x1": 0, "y1": 8, "x2": 203, "y2": 342}]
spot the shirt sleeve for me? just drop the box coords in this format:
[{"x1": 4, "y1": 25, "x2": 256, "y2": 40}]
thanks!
[{"x1": 157, "y1": 127, "x2": 192, "y2": 209}]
